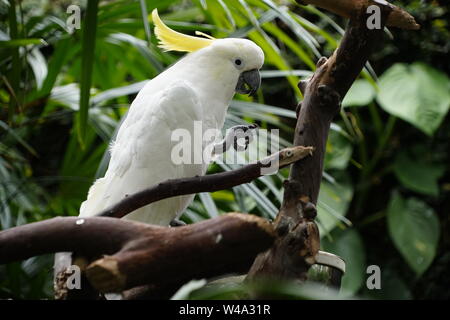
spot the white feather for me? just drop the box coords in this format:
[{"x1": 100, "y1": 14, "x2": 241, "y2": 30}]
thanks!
[{"x1": 80, "y1": 38, "x2": 264, "y2": 226}]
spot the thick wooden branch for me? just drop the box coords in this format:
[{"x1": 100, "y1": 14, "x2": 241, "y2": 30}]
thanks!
[
  {"x1": 0, "y1": 146, "x2": 310, "y2": 299},
  {"x1": 86, "y1": 213, "x2": 274, "y2": 293},
  {"x1": 297, "y1": 0, "x2": 420, "y2": 30},
  {"x1": 248, "y1": 1, "x2": 415, "y2": 283},
  {"x1": 98, "y1": 146, "x2": 313, "y2": 219},
  {"x1": 0, "y1": 214, "x2": 275, "y2": 294},
  {"x1": 0, "y1": 217, "x2": 139, "y2": 264}
]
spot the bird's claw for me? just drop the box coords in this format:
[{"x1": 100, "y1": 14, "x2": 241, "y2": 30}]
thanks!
[
  {"x1": 212, "y1": 123, "x2": 258, "y2": 155},
  {"x1": 230, "y1": 123, "x2": 258, "y2": 151}
]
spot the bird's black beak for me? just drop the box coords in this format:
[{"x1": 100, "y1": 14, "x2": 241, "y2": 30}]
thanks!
[{"x1": 236, "y1": 69, "x2": 261, "y2": 96}]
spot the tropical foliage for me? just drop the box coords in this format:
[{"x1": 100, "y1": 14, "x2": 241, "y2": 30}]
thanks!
[{"x1": 0, "y1": 0, "x2": 449, "y2": 299}]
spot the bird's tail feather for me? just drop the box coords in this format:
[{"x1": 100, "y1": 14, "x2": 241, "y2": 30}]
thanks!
[{"x1": 79, "y1": 177, "x2": 108, "y2": 217}]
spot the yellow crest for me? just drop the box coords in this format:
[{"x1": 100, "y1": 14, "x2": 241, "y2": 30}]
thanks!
[{"x1": 152, "y1": 9, "x2": 215, "y2": 52}]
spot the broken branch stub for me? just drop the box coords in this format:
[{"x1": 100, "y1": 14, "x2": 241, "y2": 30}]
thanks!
[
  {"x1": 85, "y1": 213, "x2": 275, "y2": 293},
  {"x1": 296, "y1": 0, "x2": 420, "y2": 30}
]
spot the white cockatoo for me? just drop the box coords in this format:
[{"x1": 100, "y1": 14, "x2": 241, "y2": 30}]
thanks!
[{"x1": 78, "y1": 9, "x2": 264, "y2": 226}]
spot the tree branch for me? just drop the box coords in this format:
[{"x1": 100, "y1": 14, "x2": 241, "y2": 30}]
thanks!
[
  {"x1": 297, "y1": 0, "x2": 420, "y2": 30},
  {"x1": 0, "y1": 214, "x2": 275, "y2": 295},
  {"x1": 1, "y1": 146, "x2": 312, "y2": 299},
  {"x1": 247, "y1": 1, "x2": 416, "y2": 284},
  {"x1": 98, "y1": 146, "x2": 313, "y2": 219},
  {"x1": 86, "y1": 213, "x2": 274, "y2": 293},
  {"x1": 0, "y1": 217, "x2": 139, "y2": 264}
]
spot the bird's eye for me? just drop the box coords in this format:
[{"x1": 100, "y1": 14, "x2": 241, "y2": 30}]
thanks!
[{"x1": 234, "y1": 59, "x2": 242, "y2": 66}]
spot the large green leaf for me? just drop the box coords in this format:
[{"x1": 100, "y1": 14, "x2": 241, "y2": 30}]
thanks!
[
  {"x1": 342, "y1": 79, "x2": 376, "y2": 108},
  {"x1": 0, "y1": 38, "x2": 46, "y2": 47},
  {"x1": 361, "y1": 267, "x2": 412, "y2": 300},
  {"x1": 322, "y1": 228, "x2": 366, "y2": 295},
  {"x1": 27, "y1": 48, "x2": 48, "y2": 90},
  {"x1": 39, "y1": 37, "x2": 79, "y2": 98},
  {"x1": 78, "y1": 0, "x2": 100, "y2": 145},
  {"x1": 139, "y1": 0, "x2": 152, "y2": 44},
  {"x1": 377, "y1": 63, "x2": 450, "y2": 136},
  {"x1": 324, "y1": 129, "x2": 353, "y2": 170},
  {"x1": 7, "y1": 0, "x2": 20, "y2": 122},
  {"x1": 393, "y1": 152, "x2": 445, "y2": 197},
  {"x1": 387, "y1": 192, "x2": 440, "y2": 276},
  {"x1": 317, "y1": 173, "x2": 353, "y2": 236}
]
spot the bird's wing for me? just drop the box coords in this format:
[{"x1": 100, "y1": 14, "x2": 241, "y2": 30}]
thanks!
[{"x1": 80, "y1": 80, "x2": 204, "y2": 218}]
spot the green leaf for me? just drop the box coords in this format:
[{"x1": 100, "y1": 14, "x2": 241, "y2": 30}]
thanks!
[
  {"x1": 78, "y1": 0, "x2": 100, "y2": 145},
  {"x1": 260, "y1": 70, "x2": 313, "y2": 78},
  {"x1": 171, "y1": 279, "x2": 207, "y2": 300},
  {"x1": 7, "y1": 0, "x2": 20, "y2": 122},
  {"x1": 27, "y1": 48, "x2": 47, "y2": 90},
  {"x1": 342, "y1": 79, "x2": 376, "y2": 107},
  {"x1": 377, "y1": 63, "x2": 450, "y2": 136},
  {"x1": 39, "y1": 38, "x2": 78, "y2": 97},
  {"x1": 361, "y1": 267, "x2": 412, "y2": 300},
  {"x1": 138, "y1": 0, "x2": 151, "y2": 44},
  {"x1": 199, "y1": 192, "x2": 219, "y2": 218},
  {"x1": 261, "y1": 0, "x2": 320, "y2": 55},
  {"x1": 105, "y1": 33, "x2": 164, "y2": 72},
  {"x1": 91, "y1": 80, "x2": 147, "y2": 106},
  {"x1": 387, "y1": 192, "x2": 440, "y2": 276},
  {"x1": 0, "y1": 121, "x2": 38, "y2": 157},
  {"x1": 262, "y1": 22, "x2": 316, "y2": 70},
  {"x1": 393, "y1": 152, "x2": 445, "y2": 197},
  {"x1": 324, "y1": 129, "x2": 353, "y2": 170},
  {"x1": 322, "y1": 228, "x2": 366, "y2": 295},
  {"x1": 0, "y1": 38, "x2": 47, "y2": 47},
  {"x1": 231, "y1": 100, "x2": 296, "y2": 119},
  {"x1": 317, "y1": 173, "x2": 353, "y2": 235}
]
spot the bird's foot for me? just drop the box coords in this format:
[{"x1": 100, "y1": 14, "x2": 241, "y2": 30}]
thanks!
[
  {"x1": 230, "y1": 123, "x2": 258, "y2": 151},
  {"x1": 213, "y1": 123, "x2": 258, "y2": 155}
]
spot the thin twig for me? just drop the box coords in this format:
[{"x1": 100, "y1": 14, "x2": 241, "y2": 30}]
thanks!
[{"x1": 98, "y1": 146, "x2": 313, "y2": 219}]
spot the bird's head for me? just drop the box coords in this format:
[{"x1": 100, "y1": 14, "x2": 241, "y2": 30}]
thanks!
[{"x1": 152, "y1": 9, "x2": 264, "y2": 96}]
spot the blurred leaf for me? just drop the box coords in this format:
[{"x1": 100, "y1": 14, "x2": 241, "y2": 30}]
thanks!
[
  {"x1": 231, "y1": 100, "x2": 296, "y2": 119},
  {"x1": 322, "y1": 228, "x2": 366, "y2": 295},
  {"x1": 393, "y1": 152, "x2": 445, "y2": 197},
  {"x1": 0, "y1": 38, "x2": 46, "y2": 47},
  {"x1": 377, "y1": 63, "x2": 450, "y2": 136},
  {"x1": 39, "y1": 38, "x2": 78, "y2": 97},
  {"x1": 27, "y1": 48, "x2": 47, "y2": 90},
  {"x1": 387, "y1": 192, "x2": 440, "y2": 276},
  {"x1": 78, "y1": 0, "x2": 100, "y2": 144},
  {"x1": 260, "y1": 70, "x2": 313, "y2": 78},
  {"x1": 139, "y1": 0, "x2": 151, "y2": 44},
  {"x1": 324, "y1": 130, "x2": 353, "y2": 170},
  {"x1": 263, "y1": 22, "x2": 316, "y2": 70},
  {"x1": 0, "y1": 120, "x2": 38, "y2": 156},
  {"x1": 199, "y1": 192, "x2": 219, "y2": 218},
  {"x1": 171, "y1": 279, "x2": 207, "y2": 300},
  {"x1": 188, "y1": 278, "x2": 343, "y2": 300},
  {"x1": 342, "y1": 79, "x2": 376, "y2": 108},
  {"x1": 105, "y1": 32, "x2": 164, "y2": 72},
  {"x1": 361, "y1": 267, "x2": 412, "y2": 300},
  {"x1": 7, "y1": 0, "x2": 20, "y2": 121},
  {"x1": 317, "y1": 173, "x2": 353, "y2": 236},
  {"x1": 217, "y1": 0, "x2": 235, "y2": 29},
  {"x1": 91, "y1": 80, "x2": 147, "y2": 106},
  {"x1": 50, "y1": 84, "x2": 80, "y2": 110},
  {"x1": 261, "y1": 0, "x2": 320, "y2": 55}
]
